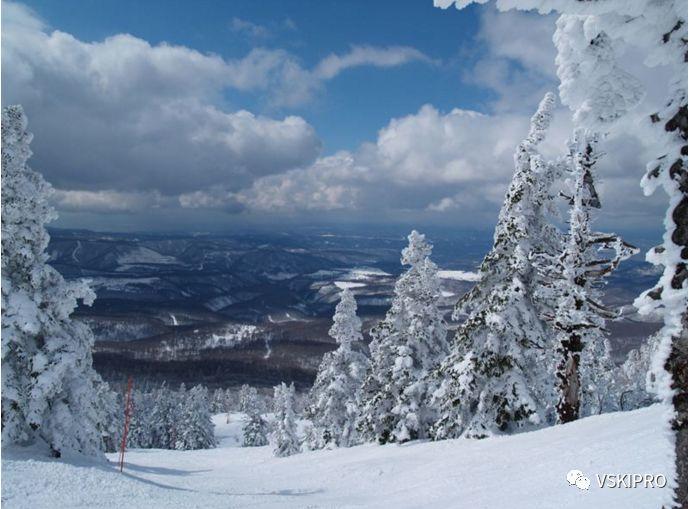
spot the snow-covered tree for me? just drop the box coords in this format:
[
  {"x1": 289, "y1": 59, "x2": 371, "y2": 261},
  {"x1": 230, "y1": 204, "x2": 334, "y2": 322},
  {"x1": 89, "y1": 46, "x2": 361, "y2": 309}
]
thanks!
[
  {"x1": 94, "y1": 381, "x2": 121, "y2": 453},
  {"x1": 174, "y1": 385, "x2": 216, "y2": 450},
  {"x1": 306, "y1": 288, "x2": 369, "y2": 448},
  {"x1": 127, "y1": 389, "x2": 154, "y2": 449},
  {"x1": 618, "y1": 332, "x2": 660, "y2": 411},
  {"x1": 272, "y1": 382, "x2": 299, "y2": 457},
  {"x1": 239, "y1": 385, "x2": 268, "y2": 447},
  {"x1": 148, "y1": 384, "x2": 180, "y2": 449},
  {"x1": 437, "y1": 0, "x2": 686, "y2": 503},
  {"x1": 429, "y1": 93, "x2": 559, "y2": 439},
  {"x1": 358, "y1": 231, "x2": 449, "y2": 444},
  {"x1": 1, "y1": 105, "x2": 107, "y2": 458},
  {"x1": 535, "y1": 132, "x2": 637, "y2": 422},
  {"x1": 210, "y1": 388, "x2": 228, "y2": 414},
  {"x1": 238, "y1": 384, "x2": 254, "y2": 413}
]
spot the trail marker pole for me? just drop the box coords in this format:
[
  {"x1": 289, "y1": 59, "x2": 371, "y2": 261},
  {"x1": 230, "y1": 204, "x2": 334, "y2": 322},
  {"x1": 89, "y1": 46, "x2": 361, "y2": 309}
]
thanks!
[{"x1": 118, "y1": 376, "x2": 134, "y2": 473}]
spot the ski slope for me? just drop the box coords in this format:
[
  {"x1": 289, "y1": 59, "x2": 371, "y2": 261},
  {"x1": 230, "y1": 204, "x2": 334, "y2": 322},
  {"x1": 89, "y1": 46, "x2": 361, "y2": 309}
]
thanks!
[{"x1": 1, "y1": 405, "x2": 676, "y2": 508}]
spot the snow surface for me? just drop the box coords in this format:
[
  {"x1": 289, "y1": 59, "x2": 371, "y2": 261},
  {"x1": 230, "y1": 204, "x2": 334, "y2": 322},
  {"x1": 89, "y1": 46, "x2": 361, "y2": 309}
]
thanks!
[
  {"x1": 2, "y1": 405, "x2": 675, "y2": 508},
  {"x1": 344, "y1": 267, "x2": 392, "y2": 280},
  {"x1": 88, "y1": 277, "x2": 160, "y2": 292},
  {"x1": 262, "y1": 272, "x2": 298, "y2": 281},
  {"x1": 334, "y1": 281, "x2": 367, "y2": 290},
  {"x1": 437, "y1": 269, "x2": 481, "y2": 282},
  {"x1": 116, "y1": 247, "x2": 180, "y2": 270},
  {"x1": 204, "y1": 295, "x2": 237, "y2": 312},
  {"x1": 205, "y1": 325, "x2": 258, "y2": 349}
]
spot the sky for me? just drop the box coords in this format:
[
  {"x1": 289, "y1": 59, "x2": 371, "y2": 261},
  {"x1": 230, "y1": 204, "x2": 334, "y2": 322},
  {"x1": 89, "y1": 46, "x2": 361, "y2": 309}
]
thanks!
[{"x1": 1, "y1": 0, "x2": 669, "y2": 234}]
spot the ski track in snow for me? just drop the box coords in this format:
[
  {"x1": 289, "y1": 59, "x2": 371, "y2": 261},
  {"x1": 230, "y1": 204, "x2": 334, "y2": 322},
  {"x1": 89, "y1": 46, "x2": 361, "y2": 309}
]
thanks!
[
  {"x1": 1, "y1": 405, "x2": 675, "y2": 509},
  {"x1": 263, "y1": 334, "x2": 272, "y2": 359},
  {"x1": 71, "y1": 240, "x2": 82, "y2": 263}
]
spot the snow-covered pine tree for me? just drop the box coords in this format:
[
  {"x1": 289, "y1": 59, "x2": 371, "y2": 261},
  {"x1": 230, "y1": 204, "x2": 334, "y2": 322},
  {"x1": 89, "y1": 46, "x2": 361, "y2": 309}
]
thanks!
[
  {"x1": 358, "y1": 231, "x2": 448, "y2": 444},
  {"x1": 306, "y1": 288, "x2": 369, "y2": 448},
  {"x1": 94, "y1": 381, "x2": 121, "y2": 453},
  {"x1": 127, "y1": 389, "x2": 154, "y2": 449},
  {"x1": 429, "y1": 93, "x2": 559, "y2": 440},
  {"x1": 1, "y1": 105, "x2": 107, "y2": 458},
  {"x1": 535, "y1": 132, "x2": 637, "y2": 423},
  {"x1": 239, "y1": 385, "x2": 268, "y2": 447},
  {"x1": 210, "y1": 388, "x2": 226, "y2": 414},
  {"x1": 148, "y1": 384, "x2": 180, "y2": 449},
  {"x1": 174, "y1": 385, "x2": 216, "y2": 450},
  {"x1": 272, "y1": 382, "x2": 299, "y2": 457},
  {"x1": 238, "y1": 384, "x2": 254, "y2": 413}
]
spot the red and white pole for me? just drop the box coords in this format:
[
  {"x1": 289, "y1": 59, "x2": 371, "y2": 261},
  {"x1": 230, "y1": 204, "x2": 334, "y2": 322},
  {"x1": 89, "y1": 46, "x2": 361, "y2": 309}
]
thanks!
[{"x1": 118, "y1": 376, "x2": 134, "y2": 473}]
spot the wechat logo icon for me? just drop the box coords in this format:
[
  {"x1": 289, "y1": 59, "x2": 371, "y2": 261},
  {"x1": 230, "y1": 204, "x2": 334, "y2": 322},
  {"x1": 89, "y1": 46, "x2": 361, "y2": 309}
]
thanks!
[{"x1": 567, "y1": 469, "x2": 591, "y2": 490}]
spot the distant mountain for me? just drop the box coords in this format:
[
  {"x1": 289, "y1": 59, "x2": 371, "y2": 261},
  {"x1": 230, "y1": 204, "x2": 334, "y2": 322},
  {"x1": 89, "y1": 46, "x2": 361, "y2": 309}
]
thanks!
[{"x1": 47, "y1": 228, "x2": 661, "y2": 388}]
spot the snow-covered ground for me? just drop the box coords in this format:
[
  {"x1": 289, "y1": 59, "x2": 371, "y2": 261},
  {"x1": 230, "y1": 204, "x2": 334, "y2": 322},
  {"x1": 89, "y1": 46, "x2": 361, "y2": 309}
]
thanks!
[
  {"x1": 2, "y1": 405, "x2": 675, "y2": 508},
  {"x1": 437, "y1": 269, "x2": 481, "y2": 282}
]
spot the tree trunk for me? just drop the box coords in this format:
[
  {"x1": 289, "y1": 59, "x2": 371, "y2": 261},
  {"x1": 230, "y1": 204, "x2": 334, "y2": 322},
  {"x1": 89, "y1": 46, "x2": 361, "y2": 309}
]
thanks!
[{"x1": 556, "y1": 334, "x2": 583, "y2": 424}]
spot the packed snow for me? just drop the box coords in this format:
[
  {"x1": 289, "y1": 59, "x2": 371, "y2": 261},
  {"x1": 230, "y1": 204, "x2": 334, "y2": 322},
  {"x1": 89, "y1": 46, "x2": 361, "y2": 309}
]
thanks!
[{"x1": 1, "y1": 405, "x2": 675, "y2": 509}]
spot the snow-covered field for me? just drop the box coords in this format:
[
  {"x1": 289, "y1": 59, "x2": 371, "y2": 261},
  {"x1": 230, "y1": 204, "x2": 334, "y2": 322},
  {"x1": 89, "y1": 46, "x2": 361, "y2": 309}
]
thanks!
[{"x1": 2, "y1": 405, "x2": 675, "y2": 509}]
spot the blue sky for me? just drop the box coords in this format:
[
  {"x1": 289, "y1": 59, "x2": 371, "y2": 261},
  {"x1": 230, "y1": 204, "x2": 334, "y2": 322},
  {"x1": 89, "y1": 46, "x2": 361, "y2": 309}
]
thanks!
[{"x1": 1, "y1": 0, "x2": 666, "y2": 233}]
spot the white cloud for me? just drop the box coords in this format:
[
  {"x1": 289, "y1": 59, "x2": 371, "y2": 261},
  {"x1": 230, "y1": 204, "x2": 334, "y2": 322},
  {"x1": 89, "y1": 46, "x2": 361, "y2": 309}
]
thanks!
[
  {"x1": 2, "y1": 1, "x2": 666, "y2": 231},
  {"x1": 1, "y1": 1, "x2": 437, "y2": 211},
  {"x1": 53, "y1": 190, "x2": 168, "y2": 213},
  {"x1": 223, "y1": 98, "x2": 664, "y2": 230},
  {"x1": 2, "y1": 2, "x2": 323, "y2": 196},
  {"x1": 314, "y1": 45, "x2": 434, "y2": 80},
  {"x1": 463, "y1": 7, "x2": 558, "y2": 113},
  {"x1": 229, "y1": 17, "x2": 271, "y2": 40},
  {"x1": 228, "y1": 104, "x2": 549, "y2": 217}
]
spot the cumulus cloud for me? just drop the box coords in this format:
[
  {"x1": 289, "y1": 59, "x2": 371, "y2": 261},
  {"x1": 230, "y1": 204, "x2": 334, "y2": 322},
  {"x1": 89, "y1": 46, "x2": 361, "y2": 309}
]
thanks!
[
  {"x1": 1, "y1": 1, "x2": 433, "y2": 202},
  {"x1": 224, "y1": 96, "x2": 665, "y2": 230},
  {"x1": 2, "y1": 2, "x2": 323, "y2": 196},
  {"x1": 227, "y1": 104, "x2": 565, "y2": 219},
  {"x1": 53, "y1": 189, "x2": 169, "y2": 213},
  {"x1": 463, "y1": 7, "x2": 558, "y2": 112},
  {"x1": 2, "y1": 1, "x2": 668, "y2": 231}
]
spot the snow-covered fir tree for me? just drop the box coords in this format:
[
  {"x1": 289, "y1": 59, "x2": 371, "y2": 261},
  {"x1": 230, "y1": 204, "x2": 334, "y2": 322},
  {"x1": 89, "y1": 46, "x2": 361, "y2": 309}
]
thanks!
[
  {"x1": 94, "y1": 381, "x2": 121, "y2": 453},
  {"x1": 149, "y1": 384, "x2": 180, "y2": 449},
  {"x1": 126, "y1": 384, "x2": 217, "y2": 450},
  {"x1": 358, "y1": 230, "x2": 448, "y2": 444},
  {"x1": 306, "y1": 288, "x2": 368, "y2": 448},
  {"x1": 239, "y1": 385, "x2": 268, "y2": 447},
  {"x1": 1, "y1": 105, "x2": 108, "y2": 458},
  {"x1": 429, "y1": 93, "x2": 559, "y2": 440},
  {"x1": 535, "y1": 132, "x2": 637, "y2": 422},
  {"x1": 126, "y1": 389, "x2": 154, "y2": 449},
  {"x1": 272, "y1": 382, "x2": 299, "y2": 457},
  {"x1": 210, "y1": 388, "x2": 228, "y2": 414},
  {"x1": 175, "y1": 385, "x2": 217, "y2": 450}
]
